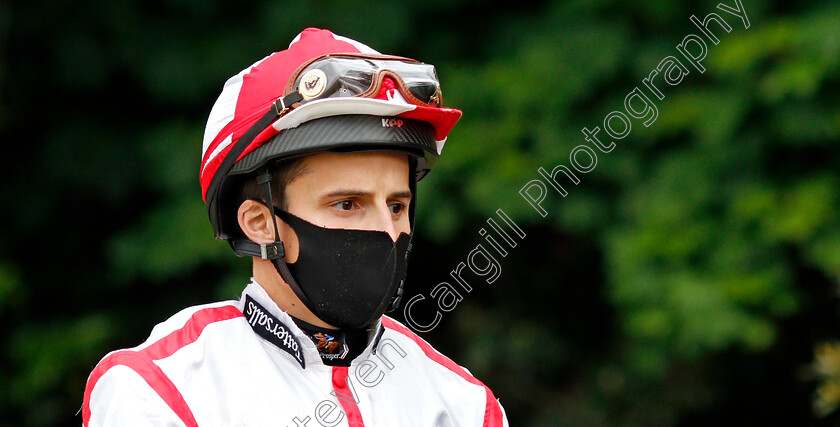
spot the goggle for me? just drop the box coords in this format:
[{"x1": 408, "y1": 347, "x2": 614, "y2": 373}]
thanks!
[{"x1": 285, "y1": 54, "x2": 443, "y2": 108}]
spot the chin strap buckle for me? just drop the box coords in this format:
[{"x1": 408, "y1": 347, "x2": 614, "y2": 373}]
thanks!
[
  {"x1": 231, "y1": 239, "x2": 285, "y2": 260},
  {"x1": 259, "y1": 242, "x2": 284, "y2": 260}
]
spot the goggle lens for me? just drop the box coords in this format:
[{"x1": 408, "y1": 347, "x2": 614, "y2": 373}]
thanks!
[{"x1": 293, "y1": 56, "x2": 442, "y2": 106}]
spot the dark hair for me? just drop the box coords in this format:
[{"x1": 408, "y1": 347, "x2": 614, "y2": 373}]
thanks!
[{"x1": 226, "y1": 157, "x2": 309, "y2": 239}]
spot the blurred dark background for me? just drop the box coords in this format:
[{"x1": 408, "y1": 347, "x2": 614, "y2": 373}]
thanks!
[{"x1": 1, "y1": 0, "x2": 840, "y2": 425}]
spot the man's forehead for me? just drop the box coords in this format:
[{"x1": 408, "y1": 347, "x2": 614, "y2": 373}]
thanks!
[
  {"x1": 298, "y1": 151, "x2": 409, "y2": 174},
  {"x1": 291, "y1": 151, "x2": 412, "y2": 190}
]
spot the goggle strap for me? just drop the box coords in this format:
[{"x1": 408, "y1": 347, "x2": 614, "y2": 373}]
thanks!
[
  {"x1": 273, "y1": 91, "x2": 303, "y2": 116},
  {"x1": 206, "y1": 90, "x2": 303, "y2": 215}
]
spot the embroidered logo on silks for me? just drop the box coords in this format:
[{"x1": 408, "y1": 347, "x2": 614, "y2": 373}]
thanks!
[
  {"x1": 244, "y1": 295, "x2": 305, "y2": 368},
  {"x1": 313, "y1": 332, "x2": 350, "y2": 361}
]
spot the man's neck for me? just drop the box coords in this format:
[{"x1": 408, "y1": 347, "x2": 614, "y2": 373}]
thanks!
[{"x1": 292, "y1": 316, "x2": 375, "y2": 366}]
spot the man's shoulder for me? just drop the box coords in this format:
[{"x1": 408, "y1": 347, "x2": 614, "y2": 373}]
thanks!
[
  {"x1": 141, "y1": 300, "x2": 244, "y2": 350},
  {"x1": 82, "y1": 300, "x2": 246, "y2": 426},
  {"x1": 377, "y1": 316, "x2": 507, "y2": 425},
  {"x1": 378, "y1": 316, "x2": 479, "y2": 383},
  {"x1": 93, "y1": 299, "x2": 245, "y2": 367}
]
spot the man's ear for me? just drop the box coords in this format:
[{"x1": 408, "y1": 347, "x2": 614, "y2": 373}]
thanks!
[{"x1": 237, "y1": 200, "x2": 276, "y2": 244}]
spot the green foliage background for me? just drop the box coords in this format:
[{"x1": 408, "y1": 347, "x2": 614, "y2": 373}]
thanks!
[{"x1": 1, "y1": 0, "x2": 839, "y2": 425}]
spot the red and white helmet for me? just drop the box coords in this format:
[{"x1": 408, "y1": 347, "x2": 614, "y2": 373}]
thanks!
[{"x1": 200, "y1": 28, "x2": 462, "y2": 240}]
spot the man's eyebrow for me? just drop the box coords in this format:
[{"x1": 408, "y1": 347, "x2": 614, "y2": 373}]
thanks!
[{"x1": 321, "y1": 189, "x2": 413, "y2": 199}]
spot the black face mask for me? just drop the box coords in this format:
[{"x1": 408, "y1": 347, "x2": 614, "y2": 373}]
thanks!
[{"x1": 270, "y1": 208, "x2": 412, "y2": 329}]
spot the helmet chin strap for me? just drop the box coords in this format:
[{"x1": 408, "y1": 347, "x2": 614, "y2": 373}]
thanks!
[
  {"x1": 388, "y1": 157, "x2": 417, "y2": 312},
  {"x1": 227, "y1": 166, "x2": 317, "y2": 315},
  {"x1": 258, "y1": 166, "x2": 320, "y2": 319}
]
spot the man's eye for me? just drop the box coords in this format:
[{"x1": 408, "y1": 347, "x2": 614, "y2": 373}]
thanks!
[
  {"x1": 334, "y1": 200, "x2": 354, "y2": 211},
  {"x1": 389, "y1": 203, "x2": 405, "y2": 215}
]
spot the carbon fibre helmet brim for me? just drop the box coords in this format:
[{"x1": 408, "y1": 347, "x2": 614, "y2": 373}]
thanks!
[{"x1": 229, "y1": 115, "x2": 437, "y2": 177}]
